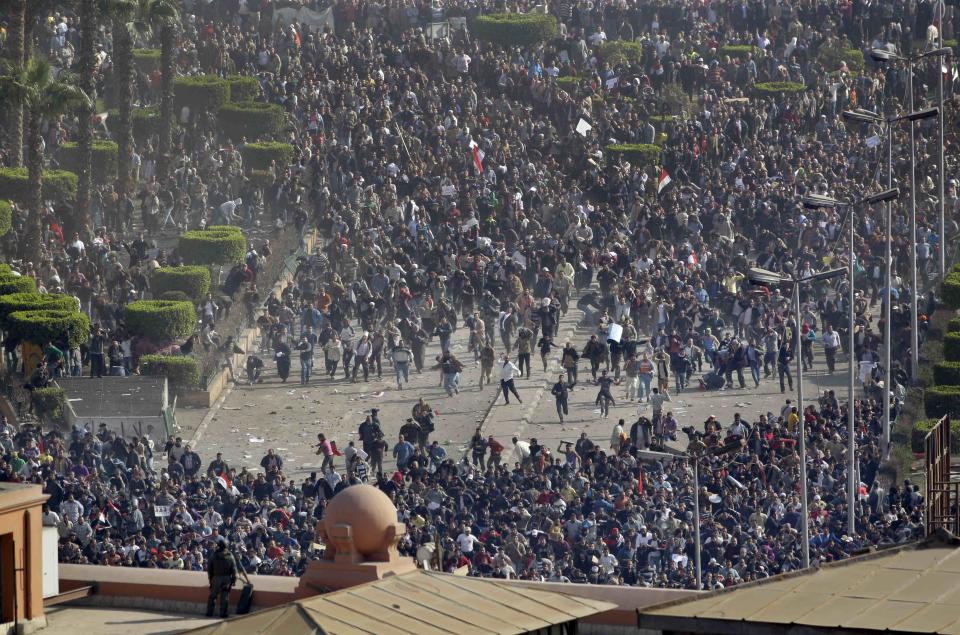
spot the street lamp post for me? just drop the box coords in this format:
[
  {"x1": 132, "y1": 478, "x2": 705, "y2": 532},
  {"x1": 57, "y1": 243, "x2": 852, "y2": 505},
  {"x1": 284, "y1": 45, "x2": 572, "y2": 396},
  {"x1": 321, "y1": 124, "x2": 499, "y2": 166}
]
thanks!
[
  {"x1": 842, "y1": 107, "x2": 938, "y2": 451},
  {"x1": 802, "y1": 189, "x2": 900, "y2": 536},
  {"x1": 871, "y1": 47, "x2": 950, "y2": 381},
  {"x1": 749, "y1": 265, "x2": 846, "y2": 568}
]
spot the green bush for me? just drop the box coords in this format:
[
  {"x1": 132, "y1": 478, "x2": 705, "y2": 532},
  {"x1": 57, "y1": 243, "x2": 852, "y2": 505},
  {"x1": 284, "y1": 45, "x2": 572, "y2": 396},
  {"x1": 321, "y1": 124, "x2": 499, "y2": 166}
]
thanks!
[
  {"x1": 606, "y1": 143, "x2": 661, "y2": 166},
  {"x1": 942, "y1": 272, "x2": 960, "y2": 309},
  {"x1": 218, "y1": 101, "x2": 285, "y2": 141},
  {"x1": 934, "y1": 361, "x2": 960, "y2": 386},
  {"x1": 226, "y1": 75, "x2": 261, "y2": 102},
  {"x1": 151, "y1": 266, "x2": 211, "y2": 300},
  {"x1": 157, "y1": 290, "x2": 191, "y2": 302},
  {"x1": 8, "y1": 309, "x2": 89, "y2": 348},
  {"x1": 948, "y1": 317, "x2": 960, "y2": 333},
  {"x1": 57, "y1": 140, "x2": 119, "y2": 185},
  {"x1": 911, "y1": 417, "x2": 960, "y2": 453},
  {"x1": 817, "y1": 46, "x2": 865, "y2": 73},
  {"x1": 178, "y1": 227, "x2": 246, "y2": 265},
  {"x1": 247, "y1": 169, "x2": 275, "y2": 189},
  {"x1": 0, "y1": 274, "x2": 37, "y2": 295},
  {"x1": 0, "y1": 168, "x2": 78, "y2": 205},
  {"x1": 239, "y1": 141, "x2": 294, "y2": 171},
  {"x1": 124, "y1": 300, "x2": 196, "y2": 342},
  {"x1": 140, "y1": 354, "x2": 201, "y2": 388},
  {"x1": 556, "y1": 76, "x2": 580, "y2": 89},
  {"x1": 924, "y1": 385, "x2": 960, "y2": 418},
  {"x1": 945, "y1": 333, "x2": 960, "y2": 361},
  {"x1": 755, "y1": 81, "x2": 806, "y2": 95},
  {"x1": 106, "y1": 107, "x2": 159, "y2": 143},
  {"x1": 0, "y1": 292, "x2": 76, "y2": 329},
  {"x1": 600, "y1": 40, "x2": 642, "y2": 65},
  {"x1": 473, "y1": 13, "x2": 557, "y2": 46},
  {"x1": 0, "y1": 200, "x2": 10, "y2": 237},
  {"x1": 719, "y1": 44, "x2": 755, "y2": 58},
  {"x1": 133, "y1": 48, "x2": 161, "y2": 74},
  {"x1": 174, "y1": 75, "x2": 231, "y2": 115},
  {"x1": 31, "y1": 387, "x2": 66, "y2": 422}
]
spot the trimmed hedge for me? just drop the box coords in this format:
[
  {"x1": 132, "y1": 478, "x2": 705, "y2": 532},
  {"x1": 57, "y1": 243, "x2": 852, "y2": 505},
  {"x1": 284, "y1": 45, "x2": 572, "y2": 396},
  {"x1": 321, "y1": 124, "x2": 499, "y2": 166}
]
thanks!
[
  {"x1": 556, "y1": 76, "x2": 580, "y2": 89},
  {"x1": 934, "y1": 361, "x2": 960, "y2": 386},
  {"x1": 817, "y1": 46, "x2": 865, "y2": 73},
  {"x1": 178, "y1": 227, "x2": 246, "y2": 265},
  {"x1": 924, "y1": 385, "x2": 960, "y2": 418},
  {"x1": 606, "y1": 143, "x2": 661, "y2": 165},
  {"x1": 945, "y1": 333, "x2": 960, "y2": 361},
  {"x1": 140, "y1": 354, "x2": 201, "y2": 388},
  {"x1": 107, "y1": 107, "x2": 159, "y2": 143},
  {"x1": 31, "y1": 386, "x2": 66, "y2": 422},
  {"x1": 151, "y1": 266, "x2": 211, "y2": 300},
  {"x1": 0, "y1": 168, "x2": 78, "y2": 205},
  {"x1": 124, "y1": 300, "x2": 196, "y2": 342},
  {"x1": 0, "y1": 275, "x2": 37, "y2": 295},
  {"x1": 133, "y1": 48, "x2": 161, "y2": 73},
  {"x1": 600, "y1": 41, "x2": 642, "y2": 65},
  {"x1": 755, "y1": 81, "x2": 806, "y2": 95},
  {"x1": 719, "y1": 44, "x2": 754, "y2": 58},
  {"x1": 942, "y1": 271, "x2": 960, "y2": 309},
  {"x1": 0, "y1": 200, "x2": 10, "y2": 236},
  {"x1": 218, "y1": 101, "x2": 285, "y2": 141},
  {"x1": 58, "y1": 140, "x2": 119, "y2": 185},
  {"x1": 911, "y1": 418, "x2": 960, "y2": 453},
  {"x1": 226, "y1": 75, "x2": 261, "y2": 102},
  {"x1": 239, "y1": 141, "x2": 294, "y2": 171},
  {"x1": 174, "y1": 75, "x2": 231, "y2": 115},
  {"x1": 473, "y1": 13, "x2": 557, "y2": 46},
  {"x1": 247, "y1": 169, "x2": 275, "y2": 189},
  {"x1": 948, "y1": 317, "x2": 960, "y2": 333},
  {"x1": 8, "y1": 309, "x2": 90, "y2": 348},
  {"x1": 0, "y1": 292, "x2": 76, "y2": 329},
  {"x1": 158, "y1": 290, "x2": 191, "y2": 302}
]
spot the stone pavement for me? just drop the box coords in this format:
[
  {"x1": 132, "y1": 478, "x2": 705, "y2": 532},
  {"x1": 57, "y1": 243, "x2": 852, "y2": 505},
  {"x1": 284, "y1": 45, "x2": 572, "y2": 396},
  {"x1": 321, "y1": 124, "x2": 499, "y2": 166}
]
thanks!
[{"x1": 182, "y1": 296, "x2": 854, "y2": 477}]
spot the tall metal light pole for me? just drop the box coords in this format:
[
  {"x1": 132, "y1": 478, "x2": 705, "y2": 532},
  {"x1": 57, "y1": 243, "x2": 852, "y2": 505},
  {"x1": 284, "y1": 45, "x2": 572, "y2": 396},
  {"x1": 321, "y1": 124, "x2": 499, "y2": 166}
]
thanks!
[
  {"x1": 803, "y1": 189, "x2": 900, "y2": 536},
  {"x1": 692, "y1": 455, "x2": 700, "y2": 590},
  {"x1": 749, "y1": 265, "x2": 846, "y2": 568},
  {"x1": 842, "y1": 107, "x2": 939, "y2": 451},
  {"x1": 871, "y1": 47, "x2": 950, "y2": 381},
  {"x1": 937, "y1": 7, "x2": 950, "y2": 278}
]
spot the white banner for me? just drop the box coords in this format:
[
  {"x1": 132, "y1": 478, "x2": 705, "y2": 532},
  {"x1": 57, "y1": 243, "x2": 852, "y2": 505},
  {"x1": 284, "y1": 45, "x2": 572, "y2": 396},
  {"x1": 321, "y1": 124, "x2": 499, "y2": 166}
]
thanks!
[{"x1": 273, "y1": 6, "x2": 335, "y2": 32}]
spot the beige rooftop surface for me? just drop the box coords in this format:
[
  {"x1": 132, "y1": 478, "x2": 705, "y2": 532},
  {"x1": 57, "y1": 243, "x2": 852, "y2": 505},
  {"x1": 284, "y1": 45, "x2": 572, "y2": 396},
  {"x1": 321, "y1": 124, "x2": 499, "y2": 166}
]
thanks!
[
  {"x1": 639, "y1": 530, "x2": 960, "y2": 634},
  {"x1": 181, "y1": 568, "x2": 616, "y2": 635}
]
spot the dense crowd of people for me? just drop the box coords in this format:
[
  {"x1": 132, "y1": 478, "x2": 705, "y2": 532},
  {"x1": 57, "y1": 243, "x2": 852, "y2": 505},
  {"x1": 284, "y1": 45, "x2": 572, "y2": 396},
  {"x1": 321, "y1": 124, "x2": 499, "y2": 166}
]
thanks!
[{"x1": 0, "y1": 0, "x2": 956, "y2": 590}]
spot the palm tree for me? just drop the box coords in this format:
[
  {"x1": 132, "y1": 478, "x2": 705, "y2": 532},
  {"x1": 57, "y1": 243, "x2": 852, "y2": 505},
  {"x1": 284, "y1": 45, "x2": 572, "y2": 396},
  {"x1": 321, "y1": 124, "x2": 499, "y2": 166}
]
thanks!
[
  {"x1": 103, "y1": 0, "x2": 138, "y2": 205},
  {"x1": 134, "y1": 0, "x2": 180, "y2": 184},
  {"x1": 74, "y1": 0, "x2": 98, "y2": 233},
  {"x1": 0, "y1": 58, "x2": 89, "y2": 264},
  {"x1": 3, "y1": 0, "x2": 26, "y2": 167}
]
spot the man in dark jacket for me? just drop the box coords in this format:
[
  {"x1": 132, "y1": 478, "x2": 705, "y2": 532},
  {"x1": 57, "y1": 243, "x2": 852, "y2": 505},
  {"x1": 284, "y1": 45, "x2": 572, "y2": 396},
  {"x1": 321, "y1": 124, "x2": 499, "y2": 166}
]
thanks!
[{"x1": 207, "y1": 541, "x2": 237, "y2": 617}]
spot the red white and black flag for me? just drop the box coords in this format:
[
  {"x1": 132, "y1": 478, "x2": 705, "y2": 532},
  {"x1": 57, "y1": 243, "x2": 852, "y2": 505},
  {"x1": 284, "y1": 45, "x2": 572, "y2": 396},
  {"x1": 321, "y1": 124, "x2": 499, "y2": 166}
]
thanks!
[
  {"x1": 469, "y1": 140, "x2": 485, "y2": 173},
  {"x1": 657, "y1": 169, "x2": 672, "y2": 194}
]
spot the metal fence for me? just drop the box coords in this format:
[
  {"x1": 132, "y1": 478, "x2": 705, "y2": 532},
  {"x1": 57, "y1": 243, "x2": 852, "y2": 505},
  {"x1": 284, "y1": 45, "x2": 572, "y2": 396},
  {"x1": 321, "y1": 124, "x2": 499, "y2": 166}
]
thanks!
[{"x1": 925, "y1": 415, "x2": 959, "y2": 534}]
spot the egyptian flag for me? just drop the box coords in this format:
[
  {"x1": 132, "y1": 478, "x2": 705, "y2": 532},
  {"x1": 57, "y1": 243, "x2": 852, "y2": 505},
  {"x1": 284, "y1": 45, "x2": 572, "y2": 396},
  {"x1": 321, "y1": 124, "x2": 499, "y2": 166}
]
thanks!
[
  {"x1": 657, "y1": 169, "x2": 672, "y2": 194},
  {"x1": 469, "y1": 140, "x2": 485, "y2": 173},
  {"x1": 687, "y1": 251, "x2": 699, "y2": 270}
]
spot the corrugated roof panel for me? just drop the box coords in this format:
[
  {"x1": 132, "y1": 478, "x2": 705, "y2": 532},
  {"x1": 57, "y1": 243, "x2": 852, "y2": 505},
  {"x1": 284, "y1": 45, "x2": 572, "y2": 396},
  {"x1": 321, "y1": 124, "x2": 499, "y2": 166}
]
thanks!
[
  {"x1": 801, "y1": 596, "x2": 875, "y2": 627},
  {"x1": 748, "y1": 592, "x2": 829, "y2": 624},
  {"x1": 790, "y1": 565, "x2": 865, "y2": 595},
  {"x1": 696, "y1": 588, "x2": 785, "y2": 619},
  {"x1": 264, "y1": 605, "x2": 322, "y2": 634},
  {"x1": 884, "y1": 548, "x2": 955, "y2": 571},
  {"x1": 314, "y1": 592, "x2": 449, "y2": 635},
  {"x1": 890, "y1": 571, "x2": 960, "y2": 603},
  {"x1": 649, "y1": 595, "x2": 728, "y2": 617},
  {"x1": 933, "y1": 549, "x2": 960, "y2": 574},
  {"x1": 299, "y1": 604, "x2": 387, "y2": 635},
  {"x1": 411, "y1": 574, "x2": 553, "y2": 630},
  {"x1": 382, "y1": 577, "x2": 517, "y2": 634},
  {"x1": 843, "y1": 569, "x2": 918, "y2": 599},
  {"x1": 358, "y1": 584, "x2": 498, "y2": 633},
  {"x1": 843, "y1": 599, "x2": 925, "y2": 630},
  {"x1": 893, "y1": 602, "x2": 960, "y2": 633},
  {"x1": 501, "y1": 581, "x2": 614, "y2": 619}
]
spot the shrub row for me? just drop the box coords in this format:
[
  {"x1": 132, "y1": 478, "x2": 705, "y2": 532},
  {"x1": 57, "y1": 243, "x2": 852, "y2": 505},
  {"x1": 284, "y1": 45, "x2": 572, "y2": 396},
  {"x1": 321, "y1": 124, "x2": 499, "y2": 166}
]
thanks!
[
  {"x1": 57, "y1": 140, "x2": 119, "y2": 185},
  {"x1": 8, "y1": 309, "x2": 90, "y2": 348},
  {"x1": 218, "y1": 101, "x2": 285, "y2": 141},
  {"x1": 0, "y1": 200, "x2": 10, "y2": 237},
  {"x1": 0, "y1": 292, "x2": 76, "y2": 329},
  {"x1": 178, "y1": 226, "x2": 246, "y2": 266},
  {"x1": 151, "y1": 266, "x2": 211, "y2": 301},
  {"x1": 140, "y1": 354, "x2": 200, "y2": 388},
  {"x1": 0, "y1": 274, "x2": 36, "y2": 296},
  {"x1": 0, "y1": 168, "x2": 78, "y2": 205},
  {"x1": 605, "y1": 143, "x2": 661, "y2": 165},
  {"x1": 124, "y1": 300, "x2": 196, "y2": 342},
  {"x1": 174, "y1": 75, "x2": 231, "y2": 115},
  {"x1": 473, "y1": 13, "x2": 557, "y2": 46},
  {"x1": 910, "y1": 417, "x2": 960, "y2": 453},
  {"x1": 239, "y1": 141, "x2": 294, "y2": 171}
]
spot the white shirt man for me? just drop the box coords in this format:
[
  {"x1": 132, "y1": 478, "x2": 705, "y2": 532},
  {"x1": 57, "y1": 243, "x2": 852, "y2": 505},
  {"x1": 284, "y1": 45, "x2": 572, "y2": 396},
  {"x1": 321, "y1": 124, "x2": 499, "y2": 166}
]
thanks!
[
  {"x1": 456, "y1": 528, "x2": 481, "y2": 554},
  {"x1": 500, "y1": 360, "x2": 521, "y2": 381}
]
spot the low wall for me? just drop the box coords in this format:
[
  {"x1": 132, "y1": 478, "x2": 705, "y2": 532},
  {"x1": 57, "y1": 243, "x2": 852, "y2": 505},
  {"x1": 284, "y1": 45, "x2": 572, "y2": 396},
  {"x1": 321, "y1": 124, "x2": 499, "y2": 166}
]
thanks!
[{"x1": 59, "y1": 564, "x2": 299, "y2": 614}]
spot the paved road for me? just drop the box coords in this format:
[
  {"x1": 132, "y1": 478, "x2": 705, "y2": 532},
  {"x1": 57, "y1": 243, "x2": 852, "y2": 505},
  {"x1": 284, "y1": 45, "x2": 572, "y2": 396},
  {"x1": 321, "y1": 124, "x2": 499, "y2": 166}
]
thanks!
[{"x1": 180, "y1": 292, "x2": 857, "y2": 478}]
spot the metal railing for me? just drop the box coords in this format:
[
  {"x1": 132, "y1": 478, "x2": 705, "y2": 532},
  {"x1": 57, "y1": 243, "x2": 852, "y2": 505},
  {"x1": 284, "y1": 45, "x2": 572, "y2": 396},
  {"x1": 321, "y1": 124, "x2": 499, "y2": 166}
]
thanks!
[{"x1": 925, "y1": 415, "x2": 960, "y2": 534}]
